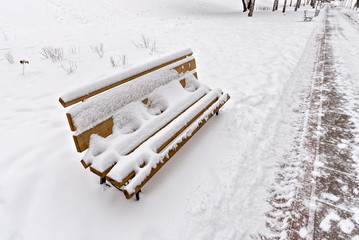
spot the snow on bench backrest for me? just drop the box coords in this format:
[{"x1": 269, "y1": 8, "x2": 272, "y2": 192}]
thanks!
[
  {"x1": 59, "y1": 48, "x2": 194, "y2": 108},
  {"x1": 59, "y1": 48, "x2": 197, "y2": 152}
]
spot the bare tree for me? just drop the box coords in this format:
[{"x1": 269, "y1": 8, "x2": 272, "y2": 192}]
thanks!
[
  {"x1": 283, "y1": 0, "x2": 288, "y2": 12},
  {"x1": 273, "y1": 0, "x2": 279, "y2": 11},
  {"x1": 242, "y1": 0, "x2": 248, "y2": 12},
  {"x1": 248, "y1": 0, "x2": 256, "y2": 16},
  {"x1": 294, "y1": 0, "x2": 301, "y2": 11}
]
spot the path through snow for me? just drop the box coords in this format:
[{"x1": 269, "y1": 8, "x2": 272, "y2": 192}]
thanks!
[{"x1": 265, "y1": 6, "x2": 359, "y2": 239}]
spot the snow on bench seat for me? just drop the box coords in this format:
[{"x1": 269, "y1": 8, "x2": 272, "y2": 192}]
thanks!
[
  {"x1": 106, "y1": 89, "x2": 229, "y2": 199},
  {"x1": 83, "y1": 75, "x2": 210, "y2": 175}
]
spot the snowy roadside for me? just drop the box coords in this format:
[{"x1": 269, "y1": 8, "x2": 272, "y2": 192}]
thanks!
[{"x1": 0, "y1": 0, "x2": 327, "y2": 239}]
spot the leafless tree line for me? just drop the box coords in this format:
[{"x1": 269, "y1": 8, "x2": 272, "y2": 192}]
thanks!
[{"x1": 242, "y1": 0, "x2": 325, "y2": 16}]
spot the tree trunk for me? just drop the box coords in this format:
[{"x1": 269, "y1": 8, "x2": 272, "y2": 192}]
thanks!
[
  {"x1": 248, "y1": 0, "x2": 256, "y2": 16},
  {"x1": 242, "y1": 0, "x2": 248, "y2": 12},
  {"x1": 311, "y1": 0, "x2": 317, "y2": 8},
  {"x1": 290, "y1": 0, "x2": 293, "y2": 6},
  {"x1": 294, "y1": 0, "x2": 301, "y2": 11},
  {"x1": 273, "y1": 0, "x2": 279, "y2": 11},
  {"x1": 283, "y1": 0, "x2": 288, "y2": 12}
]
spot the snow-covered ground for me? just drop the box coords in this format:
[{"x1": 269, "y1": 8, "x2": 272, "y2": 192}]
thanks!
[{"x1": 1, "y1": 0, "x2": 352, "y2": 239}]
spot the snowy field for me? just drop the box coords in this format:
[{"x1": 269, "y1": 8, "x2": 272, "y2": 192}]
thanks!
[{"x1": 0, "y1": 0, "x2": 352, "y2": 239}]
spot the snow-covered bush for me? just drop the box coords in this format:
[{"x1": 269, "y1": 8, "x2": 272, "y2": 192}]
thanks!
[
  {"x1": 110, "y1": 54, "x2": 127, "y2": 67},
  {"x1": 5, "y1": 51, "x2": 14, "y2": 64},
  {"x1": 91, "y1": 43, "x2": 104, "y2": 58},
  {"x1": 40, "y1": 46, "x2": 64, "y2": 62},
  {"x1": 62, "y1": 61, "x2": 77, "y2": 74},
  {"x1": 133, "y1": 35, "x2": 158, "y2": 53},
  {"x1": 68, "y1": 45, "x2": 80, "y2": 55}
]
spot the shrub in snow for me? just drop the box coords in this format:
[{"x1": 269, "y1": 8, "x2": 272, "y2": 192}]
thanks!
[
  {"x1": 40, "y1": 46, "x2": 64, "y2": 62},
  {"x1": 133, "y1": 35, "x2": 158, "y2": 53},
  {"x1": 91, "y1": 43, "x2": 104, "y2": 58},
  {"x1": 5, "y1": 51, "x2": 14, "y2": 64},
  {"x1": 68, "y1": 45, "x2": 80, "y2": 55},
  {"x1": 62, "y1": 61, "x2": 77, "y2": 74},
  {"x1": 110, "y1": 54, "x2": 127, "y2": 67}
]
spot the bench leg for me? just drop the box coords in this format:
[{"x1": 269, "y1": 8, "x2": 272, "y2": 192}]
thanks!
[
  {"x1": 216, "y1": 111, "x2": 219, "y2": 115},
  {"x1": 135, "y1": 189, "x2": 142, "y2": 201},
  {"x1": 100, "y1": 177, "x2": 106, "y2": 185}
]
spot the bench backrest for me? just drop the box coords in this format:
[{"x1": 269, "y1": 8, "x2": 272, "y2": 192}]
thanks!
[{"x1": 59, "y1": 48, "x2": 197, "y2": 153}]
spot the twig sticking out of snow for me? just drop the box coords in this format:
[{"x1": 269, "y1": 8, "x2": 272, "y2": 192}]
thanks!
[
  {"x1": 40, "y1": 46, "x2": 64, "y2": 62},
  {"x1": 132, "y1": 35, "x2": 158, "y2": 53},
  {"x1": 110, "y1": 55, "x2": 127, "y2": 67},
  {"x1": 62, "y1": 61, "x2": 77, "y2": 74},
  {"x1": 3, "y1": 32, "x2": 8, "y2": 41},
  {"x1": 91, "y1": 43, "x2": 104, "y2": 58},
  {"x1": 68, "y1": 45, "x2": 80, "y2": 55},
  {"x1": 19, "y1": 59, "x2": 29, "y2": 75},
  {"x1": 5, "y1": 51, "x2": 14, "y2": 64}
]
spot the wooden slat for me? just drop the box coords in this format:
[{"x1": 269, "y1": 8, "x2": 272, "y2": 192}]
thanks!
[
  {"x1": 80, "y1": 160, "x2": 91, "y2": 169},
  {"x1": 66, "y1": 113, "x2": 76, "y2": 131},
  {"x1": 173, "y1": 59, "x2": 196, "y2": 74},
  {"x1": 73, "y1": 118, "x2": 114, "y2": 152},
  {"x1": 90, "y1": 164, "x2": 115, "y2": 178},
  {"x1": 106, "y1": 161, "x2": 146, "y2": 188},
  {"x1": 180, "y1": 79, "x2": 186, "y2": 88},
  {"x1": 59, "y1": 53, "x2": 193, "y2": 108},
  {"x1": 156, "y1": 96, "x2": 219, "y2": 153},
  {"x1": 123, "y1": 94, "x2": 230, "y2": 199},
  {"x1": 193, "y1": 72, "x2": 198, "y2": 79}
]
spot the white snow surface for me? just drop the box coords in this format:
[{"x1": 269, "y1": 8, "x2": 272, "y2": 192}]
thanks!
[
  {"x1": 320, "y1": 212, "x2": 341, "y2": 232},
  {"x1": 0, "y1": 0, "x2": 327, "y2": 239}
]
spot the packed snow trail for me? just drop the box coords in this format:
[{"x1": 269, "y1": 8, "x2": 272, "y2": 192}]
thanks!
[
  {"x1": 266, "y1": 6, "x2": 359, "y2": 239},
  {"x1": 311, "y1": 7, "x2": 359, "y2": 239}
]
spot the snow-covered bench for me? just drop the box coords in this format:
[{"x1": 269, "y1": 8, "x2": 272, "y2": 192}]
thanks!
[
  {"x1": 304, "y1": 10, "x2": 313, "y2": 22},
  {"x1": 59, "y1": 48, "x2": 230, "y2": 200}
]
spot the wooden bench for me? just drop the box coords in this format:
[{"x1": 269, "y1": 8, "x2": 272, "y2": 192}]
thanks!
[
  {"x1": 304, "y1": 10, "x2": 313, "y2": 22},
  {"x1": 59, "y1": 48, "x2": 230, "y2": 200}
]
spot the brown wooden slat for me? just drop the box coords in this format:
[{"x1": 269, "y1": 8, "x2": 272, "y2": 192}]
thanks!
[
  {"x1": 107, "y1": 172, "x2": 135, "y2": 189},
  {"x1": 80, "y1": 160, "x2": 91, "y2": 169},
  {"x1": 193, "y1": 72, "x2": 198, "y2": 79},
  {"x1": 173, "y1": 59, "x2": 196, "y2": 74},
  {"x1": 90, "y1": 164, "x2": 114, "y2": 178},
  {"x1": 106, "y1": 163, "x2": 145, "y2": 189},
  {"x1": 66, "y1": 113, "x2": 76, "y2": 131},
  {"x1": 156, "y1": 96, "x2": 219, "y2": 153},
  {"x1": 180, "y1": 79, "x2": 186, "y2": 88},
  {"x1": 59, "y1": 53, "x2": 193, "y2": 108},
  {"x1": 73, "y1": 117, "x2": 114, "y2": 152},
  {"x1": 123, "y1": 94, "x2": 230, "y2": 199}
]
